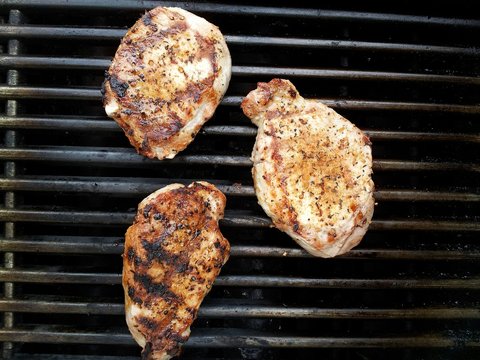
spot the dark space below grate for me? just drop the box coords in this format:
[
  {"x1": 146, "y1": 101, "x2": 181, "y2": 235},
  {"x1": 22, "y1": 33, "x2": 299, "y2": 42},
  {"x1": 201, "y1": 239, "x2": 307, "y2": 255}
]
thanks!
[{"x1": 0, "y1": 1, "x2": 479, "y2": 359}]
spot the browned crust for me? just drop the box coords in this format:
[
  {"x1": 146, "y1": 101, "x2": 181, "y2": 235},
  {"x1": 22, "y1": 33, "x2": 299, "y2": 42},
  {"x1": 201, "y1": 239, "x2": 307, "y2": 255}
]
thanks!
[
  {"x1": 122, "y1": 182, "x2": 230, "y2": 359},
  {"x1": 103, "y1": 7, "x2": 228, "y2": 159}
]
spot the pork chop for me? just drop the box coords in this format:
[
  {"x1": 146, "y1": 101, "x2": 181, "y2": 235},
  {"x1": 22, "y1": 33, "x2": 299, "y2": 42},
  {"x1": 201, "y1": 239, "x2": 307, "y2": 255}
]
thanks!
[
  {"x1": 122, "y1": 182, "x2": 230, "y2": 359},
  {"x1": 241, "y1": 79, "x2": 374, "y2": 257},
  {"x1": 103, "y1": 7, "x2": 231, "y2": 159}
]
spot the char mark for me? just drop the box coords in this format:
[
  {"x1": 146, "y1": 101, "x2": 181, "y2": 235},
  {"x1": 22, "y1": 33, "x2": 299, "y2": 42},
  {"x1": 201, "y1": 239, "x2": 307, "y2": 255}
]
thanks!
[
  {"x1": 149, "y1": 112, "x2": 184, "y2": 141},
  {"x1": 133, "y1": 273, "x2": 178, "y2": 301},
  {"x1": 102, "y1": 70, "x2": 110, "y2": 98},
  {"x1": 363, "y1": 134, "x2": 372, "y2": 146},
  {"x1": 126, "y1": 247, "x2": 143, "y2": 267},
  {"x1": 213, "y1": 240, "x2": 227, "y2": 254},
  {"x1": 109, "y1": 75, "x2": 129, "y2": 98},
  {"x1": 141, "y1": 238, "x2": 166, "y2": 263},
  {"x1": 141, "y1": 238, "x2": 189, "y2": 273},
  {"x1": 143, "y1": 204, "x2": 153, "y2": 218},
  {"x1": 127, "y1": 285, "x2": 143, "y2": 305},
  {"x1": 127, "y1": 247, "x2": 135, "y2": 261},
  {"x1": 153, "y1": 213, "x2": 166, "y2": 221},
  {"x1": 137, "y1": 316, "x2": 158, "y2": 331},
  {"x1": 140, "y1": 137, "x2": 149, "y2": 151},
  {"x1": 155, "y1": 117, "x2": 183, "y2": 140},
  {"x1": 165, "y1": 330, "x2": 188, "y2": 344},
  {"x1": 293, "y1": 222, "x2": 300, "y2": 232}
]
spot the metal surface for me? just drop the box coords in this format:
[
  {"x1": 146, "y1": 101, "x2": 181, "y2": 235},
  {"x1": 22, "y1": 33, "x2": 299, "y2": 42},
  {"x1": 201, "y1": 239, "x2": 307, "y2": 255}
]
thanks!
[
  {"x1": 2, "y1": 299, "x2": 480, "y2": 319},
  {"x1": 2, "y1": 8, "x2": 24, "y2": 359},
  {"x1": 0, "y1": 117, "x2": 479, "y2": 143},
  {"x1": 1, "y1": 26, "x2": 479, "y2": 56},
  {"x1": 0, "y1": 1, "x2": 479, "y2": 359},
  {"x1": 0, "y1": 87, "x2": 479, "y2": 113},
  {"x1": 2, "y1": 55, "x2": 480, "y2": 85},
  {"x1": 2, "y1": 0, "x2": 480, "y2": 28}
]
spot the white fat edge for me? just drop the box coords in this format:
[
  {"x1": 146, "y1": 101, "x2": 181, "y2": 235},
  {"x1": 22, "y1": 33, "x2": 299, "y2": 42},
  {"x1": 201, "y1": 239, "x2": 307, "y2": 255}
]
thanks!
[
  {"x1": 105, "y1": 99, "x2": 119, "y2": 116},
  {"x1": 289, "y1": 224, "x2": 354, "y2": 258},
  {"x1": 125, "y1": 303, "x2": 147, "y2": 348},
  {"x1": 286, "y1": 228, "x2": 333, "y2": 257},
  {"x1": 212, "y1": 41, "x2": 232, "y2": 97},
  {"x1": 181, "y1": 327, "x2": 191, "y2": 338},
  {"x1": 154, "y1": 101, "x2": 208, "y2": 160},
  {"x1": 164, "y1": 151, "x2": 176, "y2": 160},
  {"x1": 253, "y1": 165, "x2": 282, "y2": 226},
  {"x1": 168, "y1": 7, "x2": 212, "y2": 32},
  {"x1": 252, "y1": 122, "x2": 279, "y2": 220},
  {"x1": 169, "y1": 316, "x2": 192, "y2": 339},
  {"x1": 140, "y1": 183, "x2": 185, "y2": 207},
  {"x1": 180, "y1": 101, "x2": 207, "y2": 134}
]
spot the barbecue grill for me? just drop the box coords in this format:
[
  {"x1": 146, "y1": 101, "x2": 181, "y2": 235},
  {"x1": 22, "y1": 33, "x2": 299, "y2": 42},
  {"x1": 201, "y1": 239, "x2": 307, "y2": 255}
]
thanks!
[{"x1": 0, "y1": 1, "x2": 479, "y2": 359}]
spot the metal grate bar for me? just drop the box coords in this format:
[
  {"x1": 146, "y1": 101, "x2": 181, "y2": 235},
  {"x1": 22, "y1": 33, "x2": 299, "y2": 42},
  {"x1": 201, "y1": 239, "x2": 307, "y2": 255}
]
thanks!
[
  {"x1": 0, "y1": 117, "x2": 478, "y2": 143},
  {"x1": 0, "y1": 148, "x2": 253, "y2": 167},
  {"x1": 0, "y1": 177, "x2": 255, "y2": 197},
  {"x1": 220, "y1": 66, "x2": 480, "y2": 84},
  {"x1": 0, "y1": 25, "x2": 479, "y2": 55},
  {"x1": 226, "y1": 96, "x2": 480, "y2": 113},
  {"x1": 0, "y1": 86, "x2": 99, "y2": 100},
  {"x1": 0, "y1": 239, "x2": 478, "y2": 260},
  {"x1": 0, "y1": 209, "x2": 478, "y2": 231},
  {"x1": 1, "y1": 327, "x2": 479, "y2": 348},
  {"x1": 1, "y1": 177, "x2": 479, "y2": 202},
  {"x1": 0, "y1": 269, "x2": 479, "y2": 289},
  {"x1": 364, "y1": 131, "x2": 480, "y2": 143},
  {"x1": 0, "y1": 147, "x2": 477, "y2": 172},
  {"x1": 0, "y1": 87, "x2": 478, "y2": 114},
  {"x1": 200, "y1": 127, "x2": 480, "y2": 143},
  {"x1": 1, "y1": 56, "x2": 479, "y2": 85},
  {"x1": 0, "y1": 299, "x2": 479, "y2": 319},
  {"x1": 3, "y1": 0, "x2": 480, "y2": 27},
  {"x1": 12, "y1": 355, "x2": 139, "y2": 360},
  {"x1": 0, "y1": 116, "x2": 121, "y2": 132},
  {"x1": 1, "y1": 9, "x2": 24, "y2": 359}
]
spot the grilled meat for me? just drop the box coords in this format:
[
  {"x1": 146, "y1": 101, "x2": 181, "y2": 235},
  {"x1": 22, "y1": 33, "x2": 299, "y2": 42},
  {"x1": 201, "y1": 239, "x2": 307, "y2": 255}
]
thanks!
[
  {"x1": 103, "y1": 7, "x2": 231, "y2": 159},
  {"x1": 242, "y1": 79, "x2": 374, "y2": 257},
  {"x1": 122, "y1": 182, "x2": 230, "y2": 359}
]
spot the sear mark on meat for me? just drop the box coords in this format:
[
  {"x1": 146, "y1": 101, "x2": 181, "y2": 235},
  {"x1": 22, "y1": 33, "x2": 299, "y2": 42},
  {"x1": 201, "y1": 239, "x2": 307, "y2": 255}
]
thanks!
[{"x1": 122, "y1": 181, "x2": 230, "y2": 360}]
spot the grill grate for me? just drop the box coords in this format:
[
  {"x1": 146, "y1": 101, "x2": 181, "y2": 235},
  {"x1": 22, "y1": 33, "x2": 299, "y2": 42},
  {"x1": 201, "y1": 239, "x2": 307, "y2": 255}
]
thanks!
[{"x1": 0, "y1": 1, "x2": 480, "y2": 359}]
